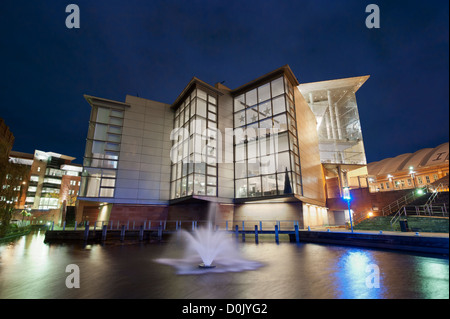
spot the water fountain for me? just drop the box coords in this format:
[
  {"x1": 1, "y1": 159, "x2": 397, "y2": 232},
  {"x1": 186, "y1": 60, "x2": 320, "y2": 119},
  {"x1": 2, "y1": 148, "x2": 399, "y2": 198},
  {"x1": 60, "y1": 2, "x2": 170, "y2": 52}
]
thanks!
[{"x1": 155, "y1": 203, "x2": 263, "y2": 274}]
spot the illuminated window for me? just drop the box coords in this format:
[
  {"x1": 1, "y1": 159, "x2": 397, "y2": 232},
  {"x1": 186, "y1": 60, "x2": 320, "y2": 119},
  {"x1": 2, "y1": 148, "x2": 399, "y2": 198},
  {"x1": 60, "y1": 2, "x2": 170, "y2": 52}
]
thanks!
[{"x1": 233, "y1": 75, "x2": 300, "y2": 199}]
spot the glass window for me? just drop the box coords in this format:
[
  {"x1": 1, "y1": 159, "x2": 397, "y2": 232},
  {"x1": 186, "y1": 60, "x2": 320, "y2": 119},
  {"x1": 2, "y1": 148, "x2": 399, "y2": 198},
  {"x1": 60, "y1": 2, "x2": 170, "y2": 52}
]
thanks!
[
  {"x1": 208, "y1": 112, "x2": 216, "y2": 121},
  {"x1": 247, "y1": 140, "x2": 259, "y2": 159},
  {"x1": 248, "y1": 161, "x2": 260, "y2": 177},
  {"x1": 96, "y1": 107, "x2": 110, "y2": 124},
  {"x1": 246, "y1": 106, "x2": 258, "y2": 124},
  {"x1": 258, "y1": 83, "x2": 271, "y2": 103},
  {"x1": 260, "y1": 154, "x2": 276, "y2": 174},
  {"x1": 259, "y1": 101, "x2": 272, "y2": 120},
  {"x1": 235, "y1": 161, "x2": 247, "y2": 179},
  {"x1": 109, "y1": 117, "x2": 123, "y2": 126},
  {"x1": 208, "y1": 95, "x2": 216, "y2": 105},
  {"x1": 234, "y1": 94, "x2": 245, "y2": 112},
  {"x1": 111, "y1": 109, "x2": 124, "y2": 118},
  {"x1": 99, "y1": 188, "x2": 114, "y2": 197},
  {"x1": 276, "y1": 151, "x2": 290, "y2": 173},
  {"x1": 235, "y1": 143, "x2": 246, "y2": 162},
  {"x1": 207, "y1": 186, "x2": 216, "y2": 196},
  {"x1": 207, "y1": 176, "x2": 216, "y2": 186},
  {"x1": 234, "y1": 110, "x2": 246, "y2": 127},
  {"x1": 245, "y1": 89, "x2": 257, "y2": 107},
  {"x1": 272, "y1": 95, "x2": 286, "y2": 115},
  {"x1": 235, "y1": 179, "x2": 247, "y2": 198},
  {"x1": 197, "y1": 99, "x2": 207, "y2": 118},
  {"x1": 248, "y1": 177, "x2": 261, "y2": 197},
  {"x1": 208, "y1": 103, "x2": 217, "y2": 113},
  {"x1": 193, "y1": 174, "x2": 205, "y2": 195},
  {"x1": 108, "y1": 125, "x2": 122, "y2": 134},
  {"x1": 271, "y1": 77, "x2": 284, "y2": 97},
  {"x1": 273, "y1": 114, "x2": 288, "y2": 132},
  {"x1": 262, "y1": 174, "x2": 277, "y2": 195},
  {"x1": 94, "y1": 124, "x2": 108, "y2": 140},
  {"x1": 197, "y1": 89, "x2": 207, "y2": 100}
]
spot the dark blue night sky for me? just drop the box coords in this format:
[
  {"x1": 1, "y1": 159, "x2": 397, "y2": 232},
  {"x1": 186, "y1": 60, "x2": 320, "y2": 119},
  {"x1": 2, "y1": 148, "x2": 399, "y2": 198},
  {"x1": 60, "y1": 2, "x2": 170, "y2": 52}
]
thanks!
[{"x1": 1, "y1": 0, "x2": 448, "y2": 164}]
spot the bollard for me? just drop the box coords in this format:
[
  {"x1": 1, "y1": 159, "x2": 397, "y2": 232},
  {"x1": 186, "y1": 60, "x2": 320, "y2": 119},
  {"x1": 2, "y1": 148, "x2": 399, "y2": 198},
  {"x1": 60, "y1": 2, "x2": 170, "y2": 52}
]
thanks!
[
  {"x1": 139, "y1": 225, "x2": 144, "y2": 241},
  {"x1": 120, "y1": 225, "x2": 126, "y2": 241},
  {"x1": 148, "y1": 221, "x2": 152, "y2": 230},
  {"x1": 62, "y1": 221, "x2": 66, "y2": 231},
  {"x1": 74, "y1": 221, "x2": 77, "y2": 231},
  {"x1": 260, "y1": 221, "x2": 262, "y2": 232},
  {"x1": 275, "y1": 225, "x2": 279, "y2": 244},
  {"x1": 307, "y1": 226, "x2": 311, "y2": 231},
  {"x1": 295, "y1": 224, "x2": 299, "y2": 244},
  {"x1": 255, "y1": 225, "x2": 259, "y2": 244},
  {"x1": 235, "y1": 225, "x2": 239, "y2": 240},
  {"x1": 226, "y1": 220, "x2": 228, "y2": 231},
  {"x1": 84, "y1": 222, "x2": 90, "y2": 241},
  {"x1": 51, "y1": 221, "x2": 55, "y2": 231},
  {"x1": 192, "y1": 221, "x2": 195, "y2": 231},
  {"x1": 102, "y1": 225, "x2": 108, "y2": 241}
]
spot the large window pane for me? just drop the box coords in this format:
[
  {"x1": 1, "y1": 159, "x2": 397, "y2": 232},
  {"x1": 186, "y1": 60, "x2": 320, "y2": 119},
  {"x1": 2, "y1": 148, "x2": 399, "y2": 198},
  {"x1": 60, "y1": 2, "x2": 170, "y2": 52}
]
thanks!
[
  {"x1": 235, "y1": 110, "x2": 246, "y2": 127},
  {"x1": 235, "y1": 161, "x2": 247, "y2": 179},
  {"x1": 276, "y1": 151, "x2": 290, "y2": 173},
  {"x1": 273, "y1": 114, "x2": 288, "y2": 132},
  {"x1": 258, "y1": 83, "x2": 271, "y2": 103},
  {"x1": 197, "y1": 99, "x2": 207, "y2": 118},
  {"x1": 272, "y1": 95, "x2": 286, "y2": 115},
  {"x1": 271, "y1": 77, "x2": 285, "y2": 97},
  {"x1": 96, "y1": 107, "x2": 110, "y2": 124},
  {"x1": 248, "y1": 161, "x2": 260, "y2": 177},
  {"x1": 245, "y1": 89, "x2": 257, "y2": 107},
  {"x1": 262, "y1": 174, "x2": 277, "y2": 196},
  {"x1": 248, "y1": 177, "x2": 261, "y2": 197},
  {"x1": 193, "y1": 174, "x2": 205, "y2": 195},
  {"x1": 94, "y1": 124, "x2": 108, "y2": 140},
  {"x1": 259, "y1": 101, "x2": 272, "y2": 120},
  {"x1": 235, "y1": 179, "x2": 247, "y2": 198},
  {"x1": 234, "y1": 95, "x2": 245, "y2": 112},
  {"x1": 246, "y1": 106, "x2": 258, "y2": 124}
]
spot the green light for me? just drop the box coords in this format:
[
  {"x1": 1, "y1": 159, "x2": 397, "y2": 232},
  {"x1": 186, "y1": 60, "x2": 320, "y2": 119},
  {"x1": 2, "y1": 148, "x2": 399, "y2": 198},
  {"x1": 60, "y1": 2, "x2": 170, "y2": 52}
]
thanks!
[{"x1": 417, "y1": 189, "x2": 424, "y2": 195}]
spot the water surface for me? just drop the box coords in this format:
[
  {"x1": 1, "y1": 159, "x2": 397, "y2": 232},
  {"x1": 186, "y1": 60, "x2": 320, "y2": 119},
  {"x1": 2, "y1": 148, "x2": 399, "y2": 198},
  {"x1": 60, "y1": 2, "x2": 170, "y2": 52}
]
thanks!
[{"x1": 0, "y1": 231, "x2": 448, "y2": 299}]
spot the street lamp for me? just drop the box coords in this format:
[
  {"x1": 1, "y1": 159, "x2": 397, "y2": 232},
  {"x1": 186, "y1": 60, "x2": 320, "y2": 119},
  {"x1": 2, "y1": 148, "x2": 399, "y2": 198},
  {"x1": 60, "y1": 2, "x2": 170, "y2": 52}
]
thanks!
[{"x1": 343, "y1": 186, "x2": 353, "y2": 233}]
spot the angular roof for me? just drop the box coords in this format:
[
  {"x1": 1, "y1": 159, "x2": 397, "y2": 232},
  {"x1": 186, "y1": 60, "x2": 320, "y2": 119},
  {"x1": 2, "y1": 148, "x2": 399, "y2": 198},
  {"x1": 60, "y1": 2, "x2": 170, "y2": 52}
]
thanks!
[{"x1": 368, "y1": 142, "x2": 449, "y2": 176}]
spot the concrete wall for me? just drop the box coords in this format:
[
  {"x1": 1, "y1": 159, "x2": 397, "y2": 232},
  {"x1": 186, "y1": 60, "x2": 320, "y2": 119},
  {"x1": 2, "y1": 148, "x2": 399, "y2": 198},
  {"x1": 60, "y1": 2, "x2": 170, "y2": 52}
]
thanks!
[
  {"x1": 234, "y1": 202, "x2": 304, "y2": 227},
  {"x1": 115, "y1": 95, "x2": 173, "y2": 205},
  {"x1": 216, "y1": 85, "x2": 234, "y2": 199}
]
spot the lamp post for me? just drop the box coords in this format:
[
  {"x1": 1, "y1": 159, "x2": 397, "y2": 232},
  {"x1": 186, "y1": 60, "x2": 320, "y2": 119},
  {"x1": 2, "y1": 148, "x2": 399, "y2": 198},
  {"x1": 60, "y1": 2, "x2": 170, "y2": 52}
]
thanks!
[{"x1": 343, "y1": 187, "x2": 353, "y2": 233}]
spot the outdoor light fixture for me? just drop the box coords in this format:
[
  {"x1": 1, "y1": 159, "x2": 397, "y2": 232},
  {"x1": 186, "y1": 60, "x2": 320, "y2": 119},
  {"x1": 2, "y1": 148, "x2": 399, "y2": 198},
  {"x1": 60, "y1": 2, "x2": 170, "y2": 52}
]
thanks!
[{"x1": 343, "y1": 187, "x2": 354, "y2": 233}]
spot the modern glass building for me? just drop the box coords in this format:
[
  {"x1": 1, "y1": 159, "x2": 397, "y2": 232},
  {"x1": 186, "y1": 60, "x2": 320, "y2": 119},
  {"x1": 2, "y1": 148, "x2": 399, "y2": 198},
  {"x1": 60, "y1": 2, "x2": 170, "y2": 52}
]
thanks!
[{"x1": 77, "y1": 65, "x2": 369, "y2": 228}]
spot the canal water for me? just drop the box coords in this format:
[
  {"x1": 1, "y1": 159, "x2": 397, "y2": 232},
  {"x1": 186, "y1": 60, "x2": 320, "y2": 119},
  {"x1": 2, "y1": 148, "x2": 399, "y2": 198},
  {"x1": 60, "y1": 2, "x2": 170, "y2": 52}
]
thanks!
[{"x1": 0, "y1": 230, "x2": 448, "y2": 299}]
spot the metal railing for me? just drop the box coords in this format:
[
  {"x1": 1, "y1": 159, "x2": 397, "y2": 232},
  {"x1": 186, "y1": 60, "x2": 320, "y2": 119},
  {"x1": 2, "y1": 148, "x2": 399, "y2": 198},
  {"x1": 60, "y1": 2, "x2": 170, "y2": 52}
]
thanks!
[{"x1": 381, "y1": 188, "x2": 427, "y2": 216}]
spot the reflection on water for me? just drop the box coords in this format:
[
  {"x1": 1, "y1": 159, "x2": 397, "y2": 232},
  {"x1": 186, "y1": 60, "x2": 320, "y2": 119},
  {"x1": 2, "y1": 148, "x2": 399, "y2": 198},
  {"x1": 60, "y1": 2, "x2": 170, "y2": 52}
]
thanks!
[{"x1": 0, "y1": 231, "x2": 448, "y2": 299}]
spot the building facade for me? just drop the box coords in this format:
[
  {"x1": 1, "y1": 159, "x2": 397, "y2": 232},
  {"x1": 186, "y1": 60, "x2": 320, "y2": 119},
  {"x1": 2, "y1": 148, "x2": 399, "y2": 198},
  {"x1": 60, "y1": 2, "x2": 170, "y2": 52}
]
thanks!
[
  {"x1": 9, "y1": 150, "x2": 82, "y2": 210},
  {"x1": 367, "y1": 142, "x2": 449, "y2": 192},
  {"x1": 77, "y1": 65, "x2": 370, "y2": 228}
]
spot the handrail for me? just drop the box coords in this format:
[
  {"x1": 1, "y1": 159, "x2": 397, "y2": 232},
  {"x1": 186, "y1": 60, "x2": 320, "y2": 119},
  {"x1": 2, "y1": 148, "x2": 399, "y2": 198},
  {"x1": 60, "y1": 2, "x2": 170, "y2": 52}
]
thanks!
[
  {"x1": 390, "y1": 206, "x2": 406, "y2": 230},
  {"x1": 424, "y1": 183, "x2": 444, "y2": 215},
  {"x1": 381, "y1": 189, "x2": 421, "y2": 216}
]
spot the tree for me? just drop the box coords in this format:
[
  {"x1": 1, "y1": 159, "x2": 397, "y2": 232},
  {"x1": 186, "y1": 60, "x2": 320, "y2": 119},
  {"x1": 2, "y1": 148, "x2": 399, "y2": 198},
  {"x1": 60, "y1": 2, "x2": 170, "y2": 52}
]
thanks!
[{"x1": 0, "y1": 141, "x2": 29, "y2": 237}]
